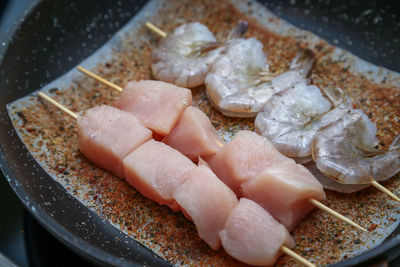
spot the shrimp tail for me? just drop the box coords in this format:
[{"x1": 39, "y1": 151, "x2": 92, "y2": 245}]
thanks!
[
  {"x1": 320, "y1": 87, "x2": 353, "y2": 108},
  {"x1": 227, "y1": 20, "x2": 249, "y2": 40},
  {"x1": 289, "y1": 48, "x2": 316, "y2": 76},
  {"x1": 372, "y1": 136, "x2": 400, "y2": 181},
  {"x1": 389, "y1": 134, "x2": 400, "y2": 152},
  {"x1": 199, "y1": 41, "x2": 222, "y2": 54}
]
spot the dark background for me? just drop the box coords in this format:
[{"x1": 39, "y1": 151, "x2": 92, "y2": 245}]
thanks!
[{"x1": 0, "y1": 0, "x2": 399, "y2": 266}]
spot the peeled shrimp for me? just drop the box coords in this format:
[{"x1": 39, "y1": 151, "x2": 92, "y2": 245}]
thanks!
[
  {"x1": 255, "y1": 86, "x2": 358, "y2": 161},
  {"x1": 255, "y1": 82, "x2": 331, "y2": 159},
  {"x1": 151, "y1": 22, "x2": 222, "y2": 88},
  {"x1": 205, "y1": 44, "x2": 316, "y2": 118},
  {"x1": 312, "y1": 110, "x2": 400, "y2": 186}
]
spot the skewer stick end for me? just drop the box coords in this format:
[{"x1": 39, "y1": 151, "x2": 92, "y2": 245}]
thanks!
[
  {"x1": 37, "y1": 92, "x2": 79, "y2": 120},
  {"x1": 281, "y1": 246, "x2": 316, "y2": 267},
  {"x1": 145, "y1": 21, "x2": 167, "y2": 38},
  {"x1": 309, "y1": 198, "x2": 368, "y2": 232},
  {"x1": 76, "y1": 66, "x2": 123, "y2": 92},
  {"x1": 371, "y1": 180, "x2": 400, "y2": 202}
]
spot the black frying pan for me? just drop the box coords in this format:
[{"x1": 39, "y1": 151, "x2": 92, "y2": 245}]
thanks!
[{"x1": 0, "y1": 0, "x2": 399, "y2": 266}]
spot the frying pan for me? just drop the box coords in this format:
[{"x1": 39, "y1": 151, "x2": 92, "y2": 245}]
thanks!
[{"x1": 0, "y1": 0, "x2": 399, "y2": 266}]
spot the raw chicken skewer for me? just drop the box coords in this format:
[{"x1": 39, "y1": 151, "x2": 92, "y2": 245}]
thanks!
[
  {"x1": 37, "y1": 92, "x2": 316, "y2": 267},
  {"x1": 76, "y1": 67, "x2": 367, "y2": 233}
]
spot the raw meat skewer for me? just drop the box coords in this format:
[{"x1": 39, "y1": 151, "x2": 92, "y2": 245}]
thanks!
[{"x1": 37, "y1": 92, "x2": 316, "y2": 267}]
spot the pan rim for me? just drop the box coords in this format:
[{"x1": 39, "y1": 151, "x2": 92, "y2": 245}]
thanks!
[{"x1": 0, "y1": 0, "x2": 399, "y2": 266}]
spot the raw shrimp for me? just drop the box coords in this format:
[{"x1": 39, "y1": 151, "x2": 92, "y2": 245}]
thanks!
[
  {"x1": 255, "y1": 82, "x2": 331, "y2": 159},
  {"x1": 151, "y1": 22, "x2": 222, "y2": 88},
  {"x1": 255, "y1": 87, "x2": 355, "y2": 161},
  {"x1": 205, "y1": 44, "x2": 316, "y2": 118},
  {"x1": 312, "y1": 110, "x2": 400, "y2": 186}
]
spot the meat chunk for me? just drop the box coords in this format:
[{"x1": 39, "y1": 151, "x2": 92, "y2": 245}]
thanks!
[
  {"x1": 77, "y1": 105, "x2": 152, "y2": 178},
  {"x1": 163, "y1": 106, "x2": 224, "y2": 161},
  {"x1": 173, "y1": 165, "x2": 238, "y2": 250},
  {"x1": 114, "y1": 80, "x2": 192, "y2": 136},
  {"x1": 205, "y1": 130, "x2": 291, "y2": 195},
  {"x1": 219, "y1": 198, "x2": 295, "y2": 266},
  {"x1": 123, "y1": 139, "x2": 196, "y2": 211},
  {"x1": 241, "y1": 161, "x2": 326, "y2": 230}
]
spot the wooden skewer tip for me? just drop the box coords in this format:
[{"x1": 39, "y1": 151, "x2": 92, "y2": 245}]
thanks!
[
  {"x1": 281, "y1": 246, "x2": 316, "y2": 267},
  {"x1": 77, "y1": 66, "x2": 123, "y2": 92},
  {"x1": 37, "y1": 92, "x2": 79, "y2": 120},
  {"x1": 371, "y1": 180, "x2": 400, "y2": 202},
  {"x1": 145, "y1": 21, "x2": 167, "y2": 38},
  {"x1": 309, "y1": 198, "x2": 368, "y2": 232}
]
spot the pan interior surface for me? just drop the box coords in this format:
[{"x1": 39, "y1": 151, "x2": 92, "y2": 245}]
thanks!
[{"x1": 0, "y1": 0, "x2": 399, "y2": 266}]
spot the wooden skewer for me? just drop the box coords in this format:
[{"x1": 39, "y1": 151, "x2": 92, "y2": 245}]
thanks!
[
  {"x1": 281, "y1": 246, "x2": 316, "y2": 267},
  {"x1": 309, "y1": 198, "x2": 367, "y2": 232},
  {"x1": 77, "y1": 66, "x2": 123, "y2": 92},
  {"x1": 77, "y1": 66, "x2": 369, "y2": 232},
  {"x1": 371, "y1": 180, "x2": 400, "y2": 202},
  {"x1": 145, "y1": 22, "x2": 167, "y2": 38},
  {"x1": 38, "y1": 92, "x2": 79, "y2": 120}
]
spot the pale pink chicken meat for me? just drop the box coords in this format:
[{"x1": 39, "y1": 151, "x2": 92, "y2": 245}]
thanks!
[
  {"x1": 123, "y1": 139, "x2": 196, "y2": 211},
  {"x1": 162, "y1": 106, "x2": 224, "y2": 161},
  {"x1": 77, "y1": 105, "x2": 152, "y2": 178},
  {"x1": 205, "y1": 130, "x2": 291, "y2": 195},
  {"x1": 219, "y1": 198, "x2": 295, "y2": 266},
  {"x1": 241, "y1": 161, "x2": 326, "y2": 231},
  {"x1": 114, "y1": 80, "x2": 192, "y2": 136},
  {"x1": 173, "y1": 165, "x2": 238, "y2": 250}
]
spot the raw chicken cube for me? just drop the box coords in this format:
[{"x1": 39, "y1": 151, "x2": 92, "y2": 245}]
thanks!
[
  {"x1": 219, "y1": 198, "x2": 295, "y2": 266},
  {"x1": 163, "y1": 106, "x2": 224, "y2": 161},
  {"x1": 173, "y1": 165, "x2": 238, "y2": 250},
  {"x1": 123, "y1": 139, "x2": 196, "y2": 211},
  {"x1": 114, "y1": 80, "x2": 192, "y2": 136},
  {"x1": 241, "y1": 161, "x2": 326, "y2": 231},
  {"x1": 77, "y1": 105, "x2": 152, "y2": 178},
  {"x1": 205, "y1": 130, "x2": 291, "y2": 195}
]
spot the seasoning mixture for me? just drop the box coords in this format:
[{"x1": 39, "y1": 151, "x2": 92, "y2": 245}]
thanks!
[{"x1": 7, "y1": 0, "x2": 400, "y2": 266}]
